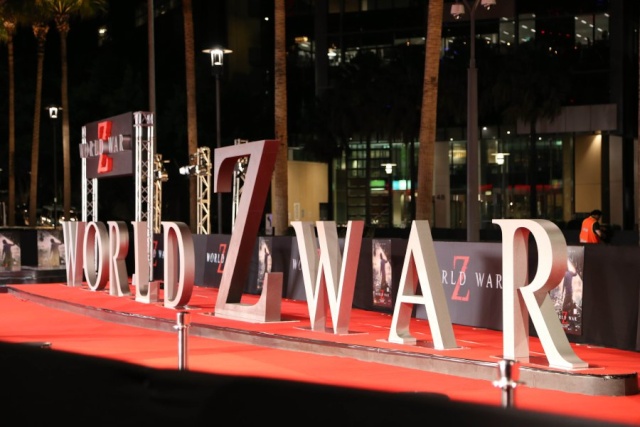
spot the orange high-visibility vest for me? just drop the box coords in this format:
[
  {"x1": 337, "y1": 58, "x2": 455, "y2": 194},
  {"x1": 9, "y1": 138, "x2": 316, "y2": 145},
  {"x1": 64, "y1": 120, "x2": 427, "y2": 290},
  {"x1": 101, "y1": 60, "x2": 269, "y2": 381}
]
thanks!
[{"x1": 579, "y1": 216, "x2": 600, "y2": 243}]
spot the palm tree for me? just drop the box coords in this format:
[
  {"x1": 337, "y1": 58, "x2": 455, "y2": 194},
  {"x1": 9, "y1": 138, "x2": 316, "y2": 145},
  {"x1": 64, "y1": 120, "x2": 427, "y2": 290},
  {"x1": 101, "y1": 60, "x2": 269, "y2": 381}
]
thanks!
[
  {"x1": 27, "y1": 3, "x2": 52, "y2": 228},
  {"x1": 182, "y1": 0, "x2": 198, "y2": 234},
  {"x1": 415, "y1": 0, "x2": 443, "y2": 221},
  {"x1": 0, "y1": 0, "x2": 21, "y2": 226},
  {"x1": 40, "y1": 0, "x2": 108, "y2": 222},
  {"x1": 272, "y1": 0, "x2": 288, "y2": 236}
]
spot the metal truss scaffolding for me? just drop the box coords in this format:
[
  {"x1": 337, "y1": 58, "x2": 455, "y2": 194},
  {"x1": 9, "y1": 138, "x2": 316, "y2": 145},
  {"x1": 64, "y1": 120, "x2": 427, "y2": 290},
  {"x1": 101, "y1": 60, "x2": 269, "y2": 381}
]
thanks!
[
  {"x1": 153, "y1": 154, "x2": 168, "y2": 234},
  {"x1": 195, "y1": 147, "x2": 212, "y2": 235},
  {"x1": 232, "y1": 139, "x2": 248, "y2": 230},
  {"x1": 81, "y1": 125, "x2": 98, "y2": 223},
  {"x1": 81, "y1": 111, "x2": 156, "y2": 281},
  {"x1": 134, "y1": 112, "x2": 156, "y2": 280}
]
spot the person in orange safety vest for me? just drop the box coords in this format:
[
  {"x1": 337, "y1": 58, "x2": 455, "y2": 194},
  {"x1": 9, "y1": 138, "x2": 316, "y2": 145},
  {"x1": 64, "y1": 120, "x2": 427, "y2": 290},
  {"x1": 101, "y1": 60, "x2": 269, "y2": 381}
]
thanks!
[{"x1": 579, "y1": 209, "x2": 602, "y2": 244}]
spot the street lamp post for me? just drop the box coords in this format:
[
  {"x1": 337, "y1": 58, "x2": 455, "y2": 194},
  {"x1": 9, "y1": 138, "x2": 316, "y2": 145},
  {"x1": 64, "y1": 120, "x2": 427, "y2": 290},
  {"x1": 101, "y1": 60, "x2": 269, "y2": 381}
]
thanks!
[
  {"x1": 451, "y1": 0, "x2": 495, "y2": 242},
  {"x1": 382, "y1": 162, "x2": 396, "y2": 227},
  {"x1": 47, "y1": 105, "x2": 61, "y2": 227},
  {"x1": 204, "y1": 46, "x2": 232, "y2": 234},
  {"x1": 493, "y1": 152, "x2": 510, "y2": 218}
]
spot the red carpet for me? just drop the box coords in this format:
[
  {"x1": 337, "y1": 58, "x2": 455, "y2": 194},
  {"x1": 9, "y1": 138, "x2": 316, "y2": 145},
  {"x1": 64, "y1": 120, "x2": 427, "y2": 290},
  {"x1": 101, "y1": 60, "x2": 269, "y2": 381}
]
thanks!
[{"x1": 1, "y1": 282, "x2": 639, "y2": 425}]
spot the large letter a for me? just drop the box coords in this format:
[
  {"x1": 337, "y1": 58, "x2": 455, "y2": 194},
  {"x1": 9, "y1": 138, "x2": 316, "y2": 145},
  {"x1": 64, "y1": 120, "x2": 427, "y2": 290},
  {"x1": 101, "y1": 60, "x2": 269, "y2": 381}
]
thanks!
[{"x1": 388, "y1": 221, "x2": 457, "y2": 350}]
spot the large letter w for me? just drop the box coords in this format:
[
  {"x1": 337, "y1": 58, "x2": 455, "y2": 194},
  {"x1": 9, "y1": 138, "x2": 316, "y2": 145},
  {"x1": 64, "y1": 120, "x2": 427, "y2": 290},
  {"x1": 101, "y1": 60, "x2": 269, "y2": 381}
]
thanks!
[{"x1": 291, "y1": 221, "x2": 364, "y2": 334}]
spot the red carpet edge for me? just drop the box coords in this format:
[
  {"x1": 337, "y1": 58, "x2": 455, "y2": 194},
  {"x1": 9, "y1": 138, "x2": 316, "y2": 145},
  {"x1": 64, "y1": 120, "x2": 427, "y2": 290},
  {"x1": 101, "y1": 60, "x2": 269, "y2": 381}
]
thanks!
[{"x1": 3, "y1": 283, "x2": 637, "y2": 397}]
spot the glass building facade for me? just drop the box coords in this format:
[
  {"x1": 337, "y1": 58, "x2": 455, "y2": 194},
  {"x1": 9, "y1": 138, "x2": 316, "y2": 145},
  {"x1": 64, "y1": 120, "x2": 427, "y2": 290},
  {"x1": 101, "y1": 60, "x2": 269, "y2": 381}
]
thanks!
[{"x1": 283, "y1": 0, "x2": 637, "y2": 233}]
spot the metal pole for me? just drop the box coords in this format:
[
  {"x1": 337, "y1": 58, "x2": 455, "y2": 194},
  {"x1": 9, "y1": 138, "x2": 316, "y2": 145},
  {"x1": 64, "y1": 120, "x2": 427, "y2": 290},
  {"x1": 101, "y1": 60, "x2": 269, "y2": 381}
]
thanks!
[
  {"x1": 493, "y1": 359, "x2": 519, "y2": 408},
  {"x1": 148, "y1": 0, "x2": 156, "y2": 116},
  {"x1": 52, "y1": 118, "x2": 58, "y2": 227},
  {"x1": 465, "y1": 0, "x2": 480, "y2": 242},
  {"x1": 501, "y1": 162, "x2": 506, "y2": 218},
  {"x1": 215, "y1": 74, "x2": 222, "y2": 234},
  {"x1": 175, "y1": 311, "x2": 191, "y2": 371}
]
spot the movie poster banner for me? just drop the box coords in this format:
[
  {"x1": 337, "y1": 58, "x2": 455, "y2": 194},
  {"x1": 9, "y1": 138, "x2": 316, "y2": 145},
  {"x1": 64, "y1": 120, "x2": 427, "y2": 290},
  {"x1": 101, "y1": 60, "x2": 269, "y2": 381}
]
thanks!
[
  {"x1": 0, "y1": 231, "x2": 21, "y2": 271},
  {"x1": 413, "y1": 242, "x2": 585, "y2": 333},
  {"x1": 181, "y1": 234, "x2": 587, "y2": 337},
  {"x1": 549, "y1": 245, "x2": 584, "y2": 336},
  {"x1": 372, "y1": 239, "x2": 392, "y2": 308},
  {"x1": 256, "y1": 237, "x2": 273, "y2": 291},
  {"x1": 37, "y1": 229, "x2": 65, "y2": 268}
]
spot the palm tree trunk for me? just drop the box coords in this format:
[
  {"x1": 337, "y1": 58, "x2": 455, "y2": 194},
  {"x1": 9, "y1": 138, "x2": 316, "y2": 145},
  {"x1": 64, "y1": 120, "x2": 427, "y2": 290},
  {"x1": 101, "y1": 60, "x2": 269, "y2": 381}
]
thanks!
[
  {"x1": 273, "y1": 0, "x2": 289, "y2": 236},
  {"x1": 29, "y1": 29, "x2": 48, "y2": 228},
  {"x1": 637, "y1": 25, "x2": 640, "y2": 242},
  {"x1": 416, "y1": 0, "x2": 443, "y2": 221},
  {"x1": 7, "y1": 36, "x2": 15, "y2": 226},
  {"x1": 183, "y1": 0, "x2": 198, "y2": 233},
  {"x1": 409, "y1": 139, "x2": 416, "y2": 221}
]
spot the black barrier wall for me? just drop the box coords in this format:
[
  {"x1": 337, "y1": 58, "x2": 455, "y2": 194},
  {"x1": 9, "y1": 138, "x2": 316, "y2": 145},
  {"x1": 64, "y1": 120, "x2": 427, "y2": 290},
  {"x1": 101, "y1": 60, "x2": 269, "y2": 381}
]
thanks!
[
  {"x1": 166, "y1": 233, "x2": 640, "y2": 352},
  {"x1": 6, "y1": 227, "x2": 640, "y2": 352},
  {"x1": 579, "y1": 245, "x2": 640, "y2": 351}
]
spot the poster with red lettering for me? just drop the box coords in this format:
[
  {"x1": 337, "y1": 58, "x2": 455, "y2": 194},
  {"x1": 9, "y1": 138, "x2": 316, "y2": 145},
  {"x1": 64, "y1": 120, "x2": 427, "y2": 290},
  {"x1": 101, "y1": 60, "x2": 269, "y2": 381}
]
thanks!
[
  {"x1": 372, "y1": 239, "x2": 392, "y2": 308},
  {"x1": 550, "y1": 246, "x2": 584, "y2": 336}
]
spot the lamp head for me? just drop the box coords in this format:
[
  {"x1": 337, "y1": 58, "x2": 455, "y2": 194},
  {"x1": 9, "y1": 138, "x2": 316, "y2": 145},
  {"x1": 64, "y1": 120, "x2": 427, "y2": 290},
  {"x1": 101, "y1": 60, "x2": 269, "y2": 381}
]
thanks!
[
  {"x1": 492, "y1": 152, "x2": 509, "y2": 165},
  {"x1": 47, "y1": 106, "x2": 61, "y2": 119},
  {"x1": 203, "y1": 46, "x2": 232, "y2": 76},
  {"x1": 451, "y1": 2, "x2": 465, "y2": 19},
  {"x1": 481, "y1": 0, "x2": 496, "y2": 10},
  {"x1": 381, "y1": 163, "x2": 396, "y2": 174},
  {"x1": 210, "y1": 47, "x2": 224, "y2": 67}
]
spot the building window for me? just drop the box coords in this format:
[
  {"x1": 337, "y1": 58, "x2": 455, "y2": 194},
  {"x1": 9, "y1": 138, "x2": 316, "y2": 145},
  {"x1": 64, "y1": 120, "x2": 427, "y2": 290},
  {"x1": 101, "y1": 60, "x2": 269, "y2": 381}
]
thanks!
[
  {"x1": 575, "y1": 12, "x2": 609, "y2": 45},
  {"x1": 518, "y1": 13, "x2": 536, "y2": 43},
  {"x1": 499, "y1": 18, "x2": 516, "y2": 46}
]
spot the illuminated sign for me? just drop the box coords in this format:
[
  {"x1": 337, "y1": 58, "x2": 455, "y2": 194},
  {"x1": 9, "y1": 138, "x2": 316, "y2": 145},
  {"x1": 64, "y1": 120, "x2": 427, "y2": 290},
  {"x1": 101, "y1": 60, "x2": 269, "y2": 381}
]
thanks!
[{"x1": 80, "y1": 112, "x2": 134, "y2": 179}]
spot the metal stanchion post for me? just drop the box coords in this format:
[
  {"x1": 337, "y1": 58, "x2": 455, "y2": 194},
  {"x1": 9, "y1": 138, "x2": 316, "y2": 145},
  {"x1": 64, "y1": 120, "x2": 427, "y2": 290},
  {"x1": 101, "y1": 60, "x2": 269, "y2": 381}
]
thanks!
[
  {"x1": 492, "y1": 359, "x2": 519, "y2": 408},
  {"x1": 175, "y1": 311, "x2": 191, "y2": 371}
]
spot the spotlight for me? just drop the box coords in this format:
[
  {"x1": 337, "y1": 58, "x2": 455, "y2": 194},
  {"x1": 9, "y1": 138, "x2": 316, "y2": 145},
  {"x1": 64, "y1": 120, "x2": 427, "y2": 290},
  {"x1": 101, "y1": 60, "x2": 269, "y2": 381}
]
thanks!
[{"x1": 179, "y1": 165, "x2": 199, "y2": 176}]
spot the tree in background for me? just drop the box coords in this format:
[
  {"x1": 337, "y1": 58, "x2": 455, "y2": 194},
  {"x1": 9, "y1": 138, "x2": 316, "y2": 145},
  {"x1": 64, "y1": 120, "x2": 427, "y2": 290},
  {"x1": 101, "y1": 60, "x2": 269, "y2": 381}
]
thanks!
[
  {"x1": 416, "y1": 0, "x2": 443, "y2": 222},
  {"x1": 182, "y1": 0, "x2": 198, "y2": 233},
  {"x1": 27, "y1": 2, "x2": 52, "y2": 227},
  {"x1": 272, "y1": 0, "x2": 288, "y2": 236},
  {"x1": 40, "y1": 0, "x2": 108, "y2": 221},
  {"x1": 637, "y1": 27, "x2": 640, "y2": 240},
  {"x1": 0, "y1": 0, "x2": 21, "y2": 226}
]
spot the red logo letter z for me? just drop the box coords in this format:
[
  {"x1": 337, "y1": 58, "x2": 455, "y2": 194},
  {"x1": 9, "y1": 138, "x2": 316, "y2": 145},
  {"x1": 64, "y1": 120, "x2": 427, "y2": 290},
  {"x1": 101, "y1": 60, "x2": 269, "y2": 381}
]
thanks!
[{"x1": 451, "y1": 255, "x2": 470, "y2": 301}]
